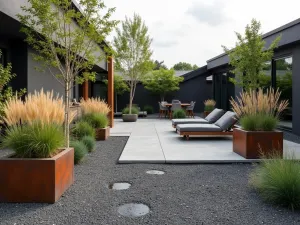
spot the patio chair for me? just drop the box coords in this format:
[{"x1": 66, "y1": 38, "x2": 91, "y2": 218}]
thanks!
[
  {"x1": 172, "y1": 108, "x2": 225, "y2": 128},
  {"x1": 176, "y1": 111, "x2": 237, "y2": 140},
  {"x1": 158, "y1": 102, "x2": 168, "y2": 118},
  {"x1": 172, "y1": 99, "x2": 181, "y2": 104},
  {"x1": 186, "y1": 101, "x2": 196, "y2": 118},
  {"x1": 169, "y1": 102, "x2": 182, "y2": 119}
]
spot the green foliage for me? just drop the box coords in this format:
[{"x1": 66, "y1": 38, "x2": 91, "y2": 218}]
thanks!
[
  {"x1": 143, "y1": 105, "x2": 154, "y2": 114},
  {"x1": 113, "y1": 14, "x2": 153, "y2": 114},
  {"x1": 172, "y1": 62, "x2": 198, "y2": 70},
  {"x1": 72, "y1": 121, "x2": 95, "y2": 139},
  {"x1": 80, "y1": 135, "x2": 96, "y2": 152},
  {"x1": 81, "y1": 113, "x2": 108, "y2": 129},
  {"x1": 240, "y1": 114, "x2": 278, "y2": 131},
  {"x1": 70, "y1": 140, "x2": 88, "y2": 164},
  {"x1": 143, "y1": 68, "x2": 184, "y2": 101},
  {"x1": 153, "y1": 60, "x2": 168, "y2": 70},
  {"x1": 103, "y1": 74, "x2": 129, "y2": 95},
  {"x1": 250, "y1": 155, "x2": 300, "y2": 210},
  {"x1": 223, "y1": 19, "x2": 280, "y2": 91},
  {"x1": 2, "y1": 122, "x2": 65, "y2": 158},
  {"x1": 0, "y1": 50, "x2": 26, "y2": 119},
  {"x1": 17, "y1": 0, "x2": 118, "y2": 147},
  {"x1": 204, "y1": 105, "x2": 214, "y2": 112},
  {"x1": 122, "y1": 106, "x2": 139, "y2": 115},
  {"x1": 172, "y1": 109, "x2": 186, "y2": 119}
]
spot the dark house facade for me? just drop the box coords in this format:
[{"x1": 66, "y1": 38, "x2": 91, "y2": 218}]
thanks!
[{"x1": 206, "y1": 18, "x2": 300, "y2": 136}]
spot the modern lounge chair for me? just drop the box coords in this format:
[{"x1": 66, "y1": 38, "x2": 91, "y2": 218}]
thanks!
[
  {"x1": 171, "y1": 108, "x2": 225, "y2": 128},
  {"x1": 176, "y1": 111, "x2": 237, "y2": 140},
  {"x1": 186, "y1": 101, "x2": 196, "y2": 118}
]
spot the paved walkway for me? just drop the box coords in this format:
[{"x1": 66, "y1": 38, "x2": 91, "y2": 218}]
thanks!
[{"x1": 111, "y1": 118, "x2": 300, "y2": 163}]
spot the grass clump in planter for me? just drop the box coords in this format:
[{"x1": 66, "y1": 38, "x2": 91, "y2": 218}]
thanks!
[
  {"x1": 204, "y1": 99, "x2": 216, "y2": 112},
  {"x1": 143, "y1": 105, "x2": 154, "y2": 114},
  {"x1": 250, "y1": 154, "x2": 300, "y2": 211},
  {"x1": 240, "y1": 114, "x2": 278, "y2": 131},
  {"x1": 72, "y1": 121, "x2": 95, "y2": 139},
  {"x1": 2, "y1": 122, "x2": 65, "y2": 158},
  {"x1": 70, "y1": 140, "x2": 88, "y2": 164},
  {"x1": 172, "y1": 109, "x2": 186, "y2": 119},
  {"x1": 81, "y1": 113, "x2": 109, "y2": 128},
  {"x1": 81, "y1": 135, "x2": 96, "y2": 152},
  {"x1": 122, "y1": 106, "x2": 139, "y2": 115}
]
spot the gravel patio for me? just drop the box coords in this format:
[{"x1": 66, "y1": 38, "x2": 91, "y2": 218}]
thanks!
[{"x1": 0, "y1": 137, "x2": 299, "y2": 225}]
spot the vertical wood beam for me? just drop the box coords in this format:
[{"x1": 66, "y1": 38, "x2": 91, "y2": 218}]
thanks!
[
  {"x1": 108, "y1": 57, "x2": 114, "y2": 127},
  {"x1": 83, "y1": 81, "x2": 89, "y2": 100}
]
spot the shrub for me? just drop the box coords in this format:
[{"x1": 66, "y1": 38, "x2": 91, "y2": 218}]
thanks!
[
  {"x1": 81, "y1": 135, "x2": 96, "y2": 152},
  {"x1": 81, "y1": 113, "x2": 109, "y2": 128},
  {"x1": 250, "y1": 155, "x2": 300, "y2": 210},
  {"x1": 70, "y1": 140, "x2": 88, "y2": 164},
  {"x1": 72, "y1": 121, "x2": 95, "y2": 139},
  {"x1": 122, "y1": 106, "x2": 139, "y2": 114},
  {"x1": 143, "y1": 105, "x2": 154, "y2": 114},
  {"x1": 240, "y1": 114, "x2": 278, "y2": 131},
  {"x1": 80, "y1": 97, "x2": 111, "y2": 115},
  {"x1": 2, "y1": 122, "x2": 65, "y2": 158},
  {"x1": 2, "y1": 89, "x2": 76, "y2": 126},
  {"x1": 204, "y1": 99, "x2": 216, "y2": 112},
  {"x1": 172, "y1": 109, "x2": 186, "y2": 119}
]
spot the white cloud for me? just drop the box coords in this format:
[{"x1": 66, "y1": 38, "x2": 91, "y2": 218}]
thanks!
[{"x1": 105, "y1": 0, "x2": 300, "y2": 68}]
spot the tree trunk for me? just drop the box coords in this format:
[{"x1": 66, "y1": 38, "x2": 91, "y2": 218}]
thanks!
[
  {"x1": 129, "y1": 85, "x2": 133, "y2": 114},
  {"x1": 64, "y1": 84, "x2": 70, "y2": 148}
]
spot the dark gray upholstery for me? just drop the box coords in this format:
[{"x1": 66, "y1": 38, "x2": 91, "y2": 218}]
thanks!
[
  {"x1": 214, "y1": 111, "x2": 237, "y2": 130},
  {"x1": 177, "y1": 124, "x2": 222, "y2": 132},
  {"x1": 205, "y1": 108, "x2": 225, "y2": 123},
  {"x1": 172, "y1": 118, "x2": 208, "y2": 126}
]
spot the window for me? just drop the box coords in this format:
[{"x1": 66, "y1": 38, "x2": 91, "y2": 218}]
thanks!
[
  {"x1": 259, "y1": 61, "x2": 272, "y2": 89},
  {"x1": 275, "y1": 56, "x2": 292, "y2": 129}
]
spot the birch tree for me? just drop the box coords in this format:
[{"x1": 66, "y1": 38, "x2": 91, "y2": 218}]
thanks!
[{"x1": 17, "y1": 0, "x2": 118, "y2": 147}]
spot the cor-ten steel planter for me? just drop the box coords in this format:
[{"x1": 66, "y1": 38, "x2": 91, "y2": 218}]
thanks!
[
  {"x1": 233, "y1": 128, "x2": 283, "y2": 159},
  {"x1": 95, "y1": 127, "x2": 110, "y2": 141},
  {"x1": 0, "y1": 148, "x2": 74, "y2": 203}
]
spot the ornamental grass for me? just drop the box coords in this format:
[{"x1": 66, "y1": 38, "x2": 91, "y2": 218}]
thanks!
[
  {"x1": 80, "y1": 97, "x2": 111, "y2": 115},
  {"x1": 2, "y1": 89, "x2": 76, "y2": 126},
  {"x1": 204, "y1": 99, "x2": 216, "y2": 112}
]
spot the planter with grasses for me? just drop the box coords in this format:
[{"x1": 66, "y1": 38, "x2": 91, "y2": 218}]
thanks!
[
  {"x1": 231, "y1": 88, "x2": 288, "y2": 159},
  {"x1": 81, "y1": 113, "x2": 110, "y2": 141},
  {"x1": 204, "y1": 99, "x2": 216, "y2": 117},
  {"x1": 0, "y1": 90, "x2": 75, "y2": 203},
  {"x1": 122, "y1": 106, "x2": 139, "y2": 122}
]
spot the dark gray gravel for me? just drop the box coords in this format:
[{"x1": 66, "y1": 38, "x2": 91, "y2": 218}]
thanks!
[{"x1": 0, "y1": 137, "x2": 299, "y2": 225}]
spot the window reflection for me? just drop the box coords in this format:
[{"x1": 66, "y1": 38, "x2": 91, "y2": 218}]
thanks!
[
  {"x1": 276, "y1": 57, "x2": 292, "y2": 129},
  {"x1": 260, "y1": 61, "x2": 272, "y2": 90}
]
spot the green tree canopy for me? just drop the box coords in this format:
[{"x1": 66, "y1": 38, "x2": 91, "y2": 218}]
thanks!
[
  {"x1": 222, "y1": 19, "x2": 280, "y2": 91},
  {"x1": 18, "y1": 0, "x2": 118, "y2": 146},
  {"x1": 153, "y1": 60, "x2": 168, "y2": 70},
  {"x1": 113, "y1": 14, "x2": 153, "y2": 114},
  {"x1": 143, "y1": 68, "x2": 184, "y2": 101},
  {"x1": 172, "y1": 62, "x2": 198, "y2": 71},
  {"x1": 104, "y1": 74, "x2": 129, "y2": 95}
]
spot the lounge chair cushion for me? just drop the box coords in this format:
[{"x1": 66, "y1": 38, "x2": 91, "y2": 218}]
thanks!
[
  {"x1": 205, "y1": 108, "x2": 225, "y2": 123},
  {"x1": 172, "y1": 118, "x2": 208, "y2": 126},
  {"x1": 214, "y1": 111, "x2": 237, "y2": 131},
  {"x1": 177, "y1": 124, "x2": 222, "y2": 132}
]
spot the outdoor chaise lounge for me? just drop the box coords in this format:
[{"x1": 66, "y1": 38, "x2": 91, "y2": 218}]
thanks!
[
  {"x1": 171, "y1": 108, "x2": 225, "y2": 128},
  {"x1": 176, "y1": 111, "x2": 237, "y2": 140}
]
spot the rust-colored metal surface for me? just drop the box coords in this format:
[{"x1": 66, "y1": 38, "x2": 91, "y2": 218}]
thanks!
[
  {"x1": 177, "y1": 130, "x2": 233, "y2": 140},
  {"x1": 95, "y1": 127, "x2": 110, "y2": 141},
  {"x1": 0, "y1": 148, "x2": 74, "y2": 203},
  {"x1": 83, "y1": 81, "x2": 89, "y2": 100},
  {"x1": 233, "y1": 128, "x2": 283, "y2": 159},
  {"x1": 108, "y1": 57, "x2": 114, "y2": 128},
  {"x1": 204, "y1": 111, "x2": 211, "y2": 117}
]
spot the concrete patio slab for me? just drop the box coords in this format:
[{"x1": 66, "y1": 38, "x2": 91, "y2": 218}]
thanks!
[{"x1": 116, "y1": 118, "x2": 300, "y2": 163}]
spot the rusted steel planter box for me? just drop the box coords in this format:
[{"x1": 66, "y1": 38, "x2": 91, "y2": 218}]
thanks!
[
  {"x1": 204, "y1": 111, "x2": 211, "y2": 117},
  {"x1": 95, "y1": 127, "x2": 110, "y2": 141},
  {"x1": 0, "y1": 148, "x2": 74, "y2": 203},
  {"x1": 233, "y1": 128, "x2": 283, "y2": 159}
]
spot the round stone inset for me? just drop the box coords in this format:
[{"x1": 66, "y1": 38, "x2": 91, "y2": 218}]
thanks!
[
  {"x1": 109, "y1": 182, "x2": 131, "y2": 190},
  {"x1": 146, "y1": 170, "x2": 165, "y2": 175},
  {"x1": 118, "y1": 203, "x2": 150, "y2": 218}
]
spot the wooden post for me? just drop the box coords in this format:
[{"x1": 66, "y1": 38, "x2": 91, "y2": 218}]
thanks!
[
  {"x1": 108, "y1": 57, "x2": 114, "y2": 128},
  {"x1": 83, "y1": 81, "x2": 88, "y2": 100}
]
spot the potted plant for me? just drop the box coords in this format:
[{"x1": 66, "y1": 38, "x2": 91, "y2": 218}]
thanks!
[
  {"x1": 80, "y1": 113, "x2": 110, "y2": 140},
  {"x1": 0, "y1": 90, "x2": 75, "y2": 203},
  {"x1": 122, "y1": 106, "x2": 139, "y2": 122},
  {"x1": 204, "y1": 99, "x2": 216, "y2": 117},
  {"x1": 231, "y1": 88, "x2": 289, "y2": 159}
]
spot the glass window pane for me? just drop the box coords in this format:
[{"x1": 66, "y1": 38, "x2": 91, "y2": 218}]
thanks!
[
  {"x1": 259, "y1": 61, "x2": 272, "y2": 90},
  {"x1": 276, "y1": 57, "x2": 292, "y2": 129}
]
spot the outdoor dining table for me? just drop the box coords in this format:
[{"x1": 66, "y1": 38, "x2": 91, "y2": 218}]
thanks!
[{"x1": 164, "y1": 103, "x2": 191, "y2": 107}]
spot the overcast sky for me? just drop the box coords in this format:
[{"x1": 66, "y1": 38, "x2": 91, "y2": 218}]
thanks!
[{"x1": 105, "y1": 0, "x2": 300, "y2": 68}]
